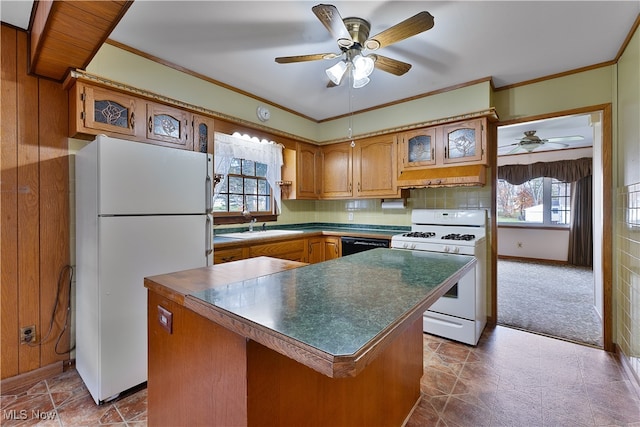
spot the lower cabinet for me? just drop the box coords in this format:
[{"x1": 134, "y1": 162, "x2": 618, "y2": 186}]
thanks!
[
  {"x1": 214, "y1": 247, "x2": 246, "y2": 264},
  {"x1": 215, "y1": 236, "x2": 344, "y2": 265},
  {"x1": 249, "y1": 239, "x2": 307, "y2": 263},
  {"x1": 307, "y1": 236, "x2": 341, "y2": 264}
]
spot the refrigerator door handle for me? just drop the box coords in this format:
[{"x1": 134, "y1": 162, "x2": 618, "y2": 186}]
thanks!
[
  {"x1": 205, "y1": 215, "x2": 213, "y2": 261},
  {"x1": 205, "y1": 175, "x2": 213, "y2": 214}
]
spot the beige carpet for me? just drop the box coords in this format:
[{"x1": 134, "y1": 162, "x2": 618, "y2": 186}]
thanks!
[{"x1": 497, "y1": 259, "x2": 603, "y2": 347}]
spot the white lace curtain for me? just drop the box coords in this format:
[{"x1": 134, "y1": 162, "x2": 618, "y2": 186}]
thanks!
[{"x1": 214, "y1": 132, "x2": 284, "y2": 214}]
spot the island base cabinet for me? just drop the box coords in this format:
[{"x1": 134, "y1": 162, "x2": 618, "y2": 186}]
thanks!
[
  {"x1": 148, "y1": 290, "x2": 423, "y2": 427},
  {"x1": 246, "y1": 319, "x2": 423, "y2": 427},
  {"x1": 147, "y1": 291, "x2": 248, "y2": 426}
]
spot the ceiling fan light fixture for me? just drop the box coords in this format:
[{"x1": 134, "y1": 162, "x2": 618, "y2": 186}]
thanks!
[
  {"x1": 326, "y1": 60, "x2": 348, "y2": 85},
  {"x1": 353, "y1": 54, "x2": 375, "y2": 77},
  {"x1": 352, "y1": 74, "x2": 370, "y2": 88}
]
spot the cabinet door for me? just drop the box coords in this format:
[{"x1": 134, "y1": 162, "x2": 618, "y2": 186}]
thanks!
[
  {"x1": 193, "y1": 114, "x2": 215, "y2": 154},
  {"x1": 321, "y1": 142, "x2": 353, "y2": 198},
  {"x1": 442, "y1": 118, "x2": 485, "y2": 165},
  {"x1": 249, "y1": 239, "x2": 308, "y2": 263},
  {"x1": 297, "y1": 142, "x2": 321, "y2": 199},
  {"x1": 324, "y1": 236, "x2": 341, "y2": 260},
  {"x1": 81, "y1": 84, "x2": 140, "y2": 137},
  {"x1": 146, "y1": 102, "x2": 193, "y2": 150},
  {"x1": 214, "y1": 247, "x2": 245, "y2": 264},
  {"x1": 307, "y1": 237, "x2": 325, "y2": 264},
  {"x1": 398, "y1": 128, "x2": 437, "y2": 170},
  {"x1": 354, "y1": 135, "x2": 399, "y2": 197}
]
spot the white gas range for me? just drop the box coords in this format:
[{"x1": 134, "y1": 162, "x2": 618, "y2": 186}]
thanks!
[{"x1": 391, "y1": 209, "x2": 487, "y2": 345}]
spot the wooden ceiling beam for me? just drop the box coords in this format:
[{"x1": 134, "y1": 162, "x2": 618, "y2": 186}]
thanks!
[{"x1": 29, "y1": 0, "x2": 132, "y2": 81}]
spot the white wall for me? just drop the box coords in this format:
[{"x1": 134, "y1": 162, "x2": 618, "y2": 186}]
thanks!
[{"x1": 497, "y1": 227, "x2": 570, "y2": 261}]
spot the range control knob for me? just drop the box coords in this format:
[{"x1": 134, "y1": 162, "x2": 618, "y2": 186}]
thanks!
[{"x1": 443, "y1": 246, "x2": 450, "y2": 253}]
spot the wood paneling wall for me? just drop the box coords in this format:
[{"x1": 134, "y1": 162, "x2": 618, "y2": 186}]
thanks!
[{"x1": 1, "y1": 24, "x2": 71, "y2": 381}]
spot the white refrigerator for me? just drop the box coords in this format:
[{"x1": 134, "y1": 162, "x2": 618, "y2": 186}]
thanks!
[{"x1": 75, "y1": 135, "x2": 213, "y2": 404}]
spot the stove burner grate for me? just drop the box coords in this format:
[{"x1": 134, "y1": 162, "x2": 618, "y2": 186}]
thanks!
[
  {"x1": 402, "y1": 231, "x2": 436, "y2": 238},
  {"x1": 441, "y1": 233, "x2": 476, "y2": 241}
]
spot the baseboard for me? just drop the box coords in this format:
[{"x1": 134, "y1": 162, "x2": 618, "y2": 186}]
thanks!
[
  {"x1": 497, "y1": 255, "x2": 569, "y2": 265},
  {"x1": 0, "y1": 361, "x2": 64, "y2": 395},
  {"x1": 615, "y1": 344, "x2": 640, "y2": 400}
]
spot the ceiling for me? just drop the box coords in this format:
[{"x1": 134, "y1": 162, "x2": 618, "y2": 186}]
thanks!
[{"x1": 1, "y1": 1, "x2": 637, "y2": 152}]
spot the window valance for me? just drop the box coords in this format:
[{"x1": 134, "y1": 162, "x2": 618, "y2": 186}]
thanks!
[
  {"x1": 214, "y1": 132, "x2": 284, "y2": 214},
  {"x1": 498, "y1": 157, "x2": 592, "y2": 185}
]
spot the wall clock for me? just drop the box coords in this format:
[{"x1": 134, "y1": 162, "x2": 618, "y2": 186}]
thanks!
[{"x1": 256, "y1": 106, "x2": 271, "y2": 122}]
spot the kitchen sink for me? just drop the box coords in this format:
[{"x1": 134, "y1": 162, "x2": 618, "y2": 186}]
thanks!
[{"x1": 221, "y1": 229, "x2": 304, "y2": 240}]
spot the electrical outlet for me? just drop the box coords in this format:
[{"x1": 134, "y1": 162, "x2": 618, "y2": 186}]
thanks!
[
  {"x1": 20, "y1": 325, "x2": 36, "y2": 344},
  {"x1": 348, "y1": 212, "x2": 354, "y2": 221}
]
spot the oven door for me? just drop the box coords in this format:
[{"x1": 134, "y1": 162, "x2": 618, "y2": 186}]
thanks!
[{"x1": 427, "y1": 265, "x2": 476, "y2": 319}]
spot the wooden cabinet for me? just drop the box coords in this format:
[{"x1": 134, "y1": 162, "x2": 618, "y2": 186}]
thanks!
[
  {"x1": 214, "y1": 247, "x2": 246, "y2": 264},
  {"x1": 192, "y1": 114, "x2": 215, "y2": 154},
  {"x1": 70, "y1": 81, "x2": 214, "y2": 154},
  {"x1": 249, "y1": 238, "x2": 308, "y2": 263},
  {"x1": 321, "y1": 142, "x2": 353, "y2": 198},
  {"x1": 398, "y1": 127, "x2": 437, "y2": 171},
  {"x1": 70, "y1": 82, "x2": 142, "y2": 138},
  {"x1": 145, "y1": 102, "x2": 193, "y2": 150},
  {"x1": 442, "y1": 119, "x2": 485, "y2": 165},
  {"x1": 397, "y1": 118, "x2": 487, "y2": 188},
  {"x1": 297, "y1": 142, "x2": 322, "y2": 198},
  {"x1": 354, "y1": 135, "x2": 399, "y2": 198},
  {"x1": 321, "y1": 135, "x2": 400, "y2": 199},
  {"x1": 398, "y1": 118, "x2": 486, "y2": 171},
  {"x1": 307, "y1": 236, "x2": 341, "y2": 264},
  {"x1": 282, "y1": 142, "x2": 322, "y2": 200},
  {"x1": 307, "y1": 237, "x2": 325, "y2": 264},
  {"x1": 324, "y1": 236, "x2": 341, "y2": 261}
]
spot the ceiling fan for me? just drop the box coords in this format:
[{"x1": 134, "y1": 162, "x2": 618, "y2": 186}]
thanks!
[
  {"x1": 502, "y1": 130, "x2": 584, "y2": 155},
  {"x1": 275, "y1": 4, "x2": 434, "y2": 88}
]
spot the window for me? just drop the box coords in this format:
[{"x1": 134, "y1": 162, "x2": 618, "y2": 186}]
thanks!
[
  {"x1": 213, "y1": 158, "x2": 272, "y2": 215},
  {"x1": 497, "y1": 177, "x2": 571, "y2": 226}
]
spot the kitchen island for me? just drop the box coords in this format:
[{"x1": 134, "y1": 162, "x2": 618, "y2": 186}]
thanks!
[{"x1": 144, "y1": 249, "x2": 475, "y2": 426}]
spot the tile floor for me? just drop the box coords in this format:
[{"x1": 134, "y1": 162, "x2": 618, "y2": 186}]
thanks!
[{"x1": 2, "y1": 325, "x2": 639, "y2": 426}]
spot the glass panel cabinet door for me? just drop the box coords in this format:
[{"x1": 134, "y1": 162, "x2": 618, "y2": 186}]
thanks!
[
  {"x1": 83, "y1": 85, "x2": 139, "y2": 137},
  {"x1": 146, "y1": 103, "x2": 192, "y2": 149},
  {"x1": 193, "y1": 114, "x2": 214, "y2": 154},
  {"x1": 442, "y1": 119, "x2": 484, "y2": 164},
  {"x1": 399, "y1": 128, "x2": 437, "y2": 169}
]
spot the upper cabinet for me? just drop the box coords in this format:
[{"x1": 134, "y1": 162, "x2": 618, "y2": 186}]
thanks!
[
  {"x1": 69, "y1": 80, "x2": 212, "y2": 153},
  {"x1": 397, "y1": 117, "x2": 488, "y2": 188},
  {"x1": 320, "y1": 142, "x2": 353, "y2": 198},
  {"x1": 146, "y1": 102, "x2": 193, "y2": 150},
  {"x1": 192, "y1": 114, "x2": 215, "y2": 154},
  {"x1": 399, "y1": 117, "x2": 486, "y2": 170},
  {"x1": 398, "y1": 127, "x2": 438, "y2": 171},
  {"x1": 71, "y1": 83, "x2": 141, "y2": 138},
  {"x1": 442, "y1": 119, "x2": 485, "y2": 165},
  {"x1": 321, "y1": 135, "x2": 401, "y2": 199},
  {"x1": 281, "y1": 142, "x2": 322, "y2": 200}
]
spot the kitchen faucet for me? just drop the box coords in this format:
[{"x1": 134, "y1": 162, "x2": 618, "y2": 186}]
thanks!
[{"x1": 249, "y1": 218, "x2": 257, "y2": 232}]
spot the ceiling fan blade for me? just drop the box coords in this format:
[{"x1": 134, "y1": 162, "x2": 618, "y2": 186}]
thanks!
[
  {"x1": 547, "y1": 135, "x2": 584, "y2": 143},
  {"x1": 365, "y1": 11, "x2": 434, "y2": 50},
  {"x1": 506, "y1": 145, "x2": 525, "y2": 155},
  {"x1": 371, "y1": 54, "x2": 411, "y2": 76},
  {"x1": 546, "y1": 141, "x2": 570, "y2": 147},
  {"x1": 275, "y1": 53, "x2": 339, "y2": 64},
  {"x1": 312, "y1": 4, "x2": 353, "y2": 47}
]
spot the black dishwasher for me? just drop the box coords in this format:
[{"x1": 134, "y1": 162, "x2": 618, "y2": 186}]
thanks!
[{"x1": 341, "y1": 236, "x2": 390, "y2": 256}]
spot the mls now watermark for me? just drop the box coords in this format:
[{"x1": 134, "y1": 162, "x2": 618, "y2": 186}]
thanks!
[{"x1": 3, "y1": 409, "x2": 58, "y2": 421}]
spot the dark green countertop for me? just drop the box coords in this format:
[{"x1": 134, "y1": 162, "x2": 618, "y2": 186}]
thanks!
[
  {"x1": 190, "y1": 248, "x2": 475, "y2": 357},
  {"x1": 213, "y1": 222, "x2": 410, "y2": 244}
]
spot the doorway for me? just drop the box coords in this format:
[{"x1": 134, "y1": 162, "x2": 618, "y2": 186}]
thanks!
[{"x1": 494, "y1": 110, "x2": 605, "y2": 347}]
